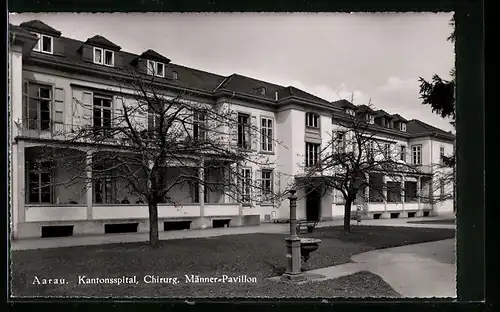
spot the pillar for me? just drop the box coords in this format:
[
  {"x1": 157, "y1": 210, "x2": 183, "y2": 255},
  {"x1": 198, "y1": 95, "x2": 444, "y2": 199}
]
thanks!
[
  {"x1": 282, "y1": 189, "x2": 303, "y2": 281},
  {"x1": 198, "y1": 159, "x2": 205, "y2": 217},
  {"x1": 382, "y1": 175, "x2": 387, "y2": 211},
  {"x1": 14, "y1": 141, "x2": 26, "y2": 235},
  {"x1": 86, "y1": 150, "x2": 93, "y2": 220},
  {"x1": 364, "y1": 173, "x2": 370, "y2": 203},
  {"x1": 417, "y1": 176, "x2": 422, "y2": 211},
  {"x1": 401, "y1": 174, "x2": 405, "y2": 210}
]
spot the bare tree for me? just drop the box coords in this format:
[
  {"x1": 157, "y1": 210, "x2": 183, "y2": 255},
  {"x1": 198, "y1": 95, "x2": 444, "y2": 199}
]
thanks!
[
  {"x1": 293, "y1": 103, "x2": 422, "y2": 233},
  {"x1": 31, "y1": 71, "x2": 281, "y2": 247}
]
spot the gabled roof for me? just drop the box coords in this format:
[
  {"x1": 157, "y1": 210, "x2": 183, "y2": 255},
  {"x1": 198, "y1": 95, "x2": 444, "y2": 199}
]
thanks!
[
  {"x1": 407, "y1": 119, "x2": 455, "y2": 140},
  {"x1": 9, "y1": 23, "x2": 38, "y2": 38},
  {"x1": 85, "y1": 35, "x2": 121, "y2": 51},
  {"x1": 139, "y1": 49, "x2": 171, "y2": 64},
  {"x1": 332, "y1": 99, "x2": 357, "y2": 110},
  {"x1": 19, "y1": 20, "x2": 62, "y2": 37},
  {"x1": 391, "y1": 114, "x2": 408, "y2": 123}
]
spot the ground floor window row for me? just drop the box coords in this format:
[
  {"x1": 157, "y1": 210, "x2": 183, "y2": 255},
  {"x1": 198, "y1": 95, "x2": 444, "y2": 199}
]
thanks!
[{"x1": 25, "y1": 159, "x2": 278, "y2": 205}]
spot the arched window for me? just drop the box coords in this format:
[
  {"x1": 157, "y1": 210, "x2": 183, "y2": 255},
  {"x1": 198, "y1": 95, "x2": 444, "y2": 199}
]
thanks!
[{"x1": 305, "y1": 112, "x2": 320, "y2": 128}]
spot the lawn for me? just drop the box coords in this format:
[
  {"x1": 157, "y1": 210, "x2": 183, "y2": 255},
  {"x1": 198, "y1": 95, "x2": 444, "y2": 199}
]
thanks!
[
  {"x1": 10, "y1": 226, "x2": 455, "y2": 298},
  {"x1": 407, "y1": 219, "x2": 456, "y2": 225}
]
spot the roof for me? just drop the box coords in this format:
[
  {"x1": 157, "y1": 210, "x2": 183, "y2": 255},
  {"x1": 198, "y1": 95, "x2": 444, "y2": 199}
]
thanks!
[
  {"x1": 9, "y1": 23, "x2": 38, "y2": 38},
  {"x1": 333, "y1": 99, "x2": 357, "y2": 110},
  {"x1": 375, "y1": 109, "x2": 392, "y2": 118},
  {"x1": 406, "y1": 119, "x2": 455, "y2": 139},
  {"x1": 139, "y1": 49, "x2": 171, "y2": 64},
  {"x1": 12, "y1": 20, "x2": 454, "y2": 139},
  {"x1": 391, "y1": 114, "x2": 408, "y2": 122},
  {"x1": 356, "y1": 104, "x2": 374, "y2": 114},
  {"x1": 85, "y1": 35, "x2": 121, "y2": 51},
  {"x1": 19, "y1": 20, "x2": 62, "y2": 37}
]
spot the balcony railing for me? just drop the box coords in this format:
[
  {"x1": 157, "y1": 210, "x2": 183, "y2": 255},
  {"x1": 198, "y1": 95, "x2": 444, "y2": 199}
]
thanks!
[{"x1": 15, "y1": 120, "x2": 81, "y2": 140}]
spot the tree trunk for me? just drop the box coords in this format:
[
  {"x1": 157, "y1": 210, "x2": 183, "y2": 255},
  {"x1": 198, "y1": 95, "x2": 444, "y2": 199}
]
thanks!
[
  {"x1": 148, "y1": 200, "x2": 160, "y2": 248},
  {"x1": 343, "y1": 199, "x2": 352, "y2": 233}
]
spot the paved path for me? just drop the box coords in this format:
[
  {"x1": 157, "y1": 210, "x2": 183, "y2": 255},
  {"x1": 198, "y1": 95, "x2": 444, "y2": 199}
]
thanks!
[
  {"x1": 291, "y1": 238, "x2": 456, "y2": 298},
  {"x1": 11, "y1": 215, "x2": 455, "y2": 251}
]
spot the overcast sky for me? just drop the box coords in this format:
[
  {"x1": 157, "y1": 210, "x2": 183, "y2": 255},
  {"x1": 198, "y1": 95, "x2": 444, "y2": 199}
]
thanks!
[{"x1": 10, "y1": 13, "x2": 455, "y2": 132}]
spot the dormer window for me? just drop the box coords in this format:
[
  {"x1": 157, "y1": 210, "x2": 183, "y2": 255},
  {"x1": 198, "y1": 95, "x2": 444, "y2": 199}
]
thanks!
[
  {"x1": 305, "y1": 112, "x2": 320, "y2": 128},
  {"x1": 93, "y1": 47, "x2": 114, "y2": 66},
  {"x1": 400, "y1": 122, "x2": 406, "y2": 132},
  {"x1": 32, "y1": 33, "x2": 53, "y2": 54},
  {"x1": 172, "y1": 71, "x2": 179, "y2": 80},
  {"x1": 147, "y1": 60, "x2": 165, "y2": 78},
  {"x1": 366, "y1": 114, "x2": 374, "y2": 124},
  {"x1": 345, "y1": 109, "x2": 355, "y2": 116}
]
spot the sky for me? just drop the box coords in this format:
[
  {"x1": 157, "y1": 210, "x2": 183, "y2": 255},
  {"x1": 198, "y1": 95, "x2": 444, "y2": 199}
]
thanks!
[{"x1": 9, "y1": 12, "x2": 455, "y2": 132}]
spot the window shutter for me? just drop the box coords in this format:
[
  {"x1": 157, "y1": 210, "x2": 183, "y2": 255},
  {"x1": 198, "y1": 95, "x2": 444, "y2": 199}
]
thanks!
[
  {"x1": 81, "y1": 91, "x2": 93, "y2": 126},
  {"x1": 81, "y1": 45, "x2": 94, "y2": 63},
  {"x1": 114, "y1": 96, "x2": 124, "y2": 127},
  {"x1": 54, "y1": 87, "x2": 65, "y2": 124},
  {"x1": 71, "y1": 89, "x2": 83, "y2": 125},
  {"x1": 53, "y1": 37, "x2": 65, "y2": 56},
  {"x1": 136, "y1": 59, "x2": 147, "y2": 74},
  {"x1": 255, "y1": 169, "x2": 262, "y2": 203},
  {"x1": 230, "y1": 111, "x2": 238, "y2": 147},
  {"x1": 273, "y1": 171, "x2": 281, "y2": 204},
  {"x1": 251, "y1": 115, "x2": 258, "y2": 150},
  {"x1": 184, "y1": 109, "x2": 193, "y2": 139}
]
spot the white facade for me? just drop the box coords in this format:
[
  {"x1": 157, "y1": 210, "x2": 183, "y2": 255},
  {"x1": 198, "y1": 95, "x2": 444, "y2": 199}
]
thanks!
[{"x1": 9, "y1": 22, "x2": 455, "y2": 239}]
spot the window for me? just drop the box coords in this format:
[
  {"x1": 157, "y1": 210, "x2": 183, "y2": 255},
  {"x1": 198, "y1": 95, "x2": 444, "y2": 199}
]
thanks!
[
  {"x1": 261, "y1": 117, "x2": 273, "y2": 152},
  {"x1": 104, "y1": 50, "x2": 114, "y2": 66},
  {"x1": 345, "y1": 109, "x2": 355, "y2": 116},
  {"x1": 261, "y1": 169, "x2": 273, "y2": 202},
  {"x1": 93, "y1": 47, "x2": 114, "y2": 66},
  {"x1": 147, "y1": 60, "x2": 165, "y2": 77},
  {"x1": 193, "y1": 110, "x2": 206, "y2": 141},
  {"x1": 147, "y1": 105, "x2": 162, "y2": 134},
  {"x1": 334, "y1": 132, "x2": 345, "y2": 153},
  {"x1": 93, "y1": 163, "x2": 115, "y2": 204},
  {"x1": 32, "y1": 33, "x2": 53, "y2": 54},
  {"x1": 366, "y1": 114, "x2": 374, "y2": 124},
  {"x1": 400, "y1": 145, "x2": 407, "y2": 162},
  {"x1": 384, "y1": 143, "x2": 391, "y2": 160},
  {"x1": 305, "y1": 112, "x2": 319, "y2": 128},
  {"x1": 27, "y1": 160, "x2": 53, "y2": 203},
  {"x1": 305, "y1": 143, "x2": 320, "y2": 167},
  {"x1": 260, "y1": 87, "x2": 266, "y2": 95},
  {"x1": 412, "y1": 145, "x2": 422, "y2": 165},
  {"x1": 440, "y1": 146, "x2": 445, "y2": 165},
  {"x1": 367, "y1": 141, "x2": 375, "y2": 162},
  {"x1": 93, "y1": 95, "x2": 112, "y2": 135},
  {"x1": 237, "y1": 113, "x2": 251, "y2": 149},
  {"x1": 172, "y1": 71, "x2": 178, "y2": 80},
  {"x1": 23, "y1": 82, "x2": 52, "y2": 131},
  {"x1": 240, "y1": 168, "x2": 252, "y2": 203},
  {"x1": 400, "y1": 122, "x2": 407, "y2": 132}
]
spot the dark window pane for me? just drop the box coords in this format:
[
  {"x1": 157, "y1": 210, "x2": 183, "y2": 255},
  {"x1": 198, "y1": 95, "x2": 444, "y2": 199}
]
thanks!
[
  {"x1": 39, "y1": 88, "x2": 51, "y2": 99},
  {"x1": 42, "y1": 36, "x2": 52, "y2": 52}
]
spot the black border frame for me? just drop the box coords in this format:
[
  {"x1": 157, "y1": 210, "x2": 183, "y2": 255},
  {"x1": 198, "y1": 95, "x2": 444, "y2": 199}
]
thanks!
[{"x1": 4, "y1": 0, "x2": 488, "y2": 311}]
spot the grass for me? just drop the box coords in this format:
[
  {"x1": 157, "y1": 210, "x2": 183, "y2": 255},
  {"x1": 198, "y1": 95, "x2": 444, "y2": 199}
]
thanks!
[
  {"x1": 407, "y1": 219, "x2": 455, "y2": 225},
  {"x1": 10, "y1": 226, "x2": 454, "y2": 298}
]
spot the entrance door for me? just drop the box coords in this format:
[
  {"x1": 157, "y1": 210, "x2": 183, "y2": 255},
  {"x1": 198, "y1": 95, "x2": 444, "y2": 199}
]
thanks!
[{"x1": 306, "y1": 188, "x2": 321, "y2": 221}]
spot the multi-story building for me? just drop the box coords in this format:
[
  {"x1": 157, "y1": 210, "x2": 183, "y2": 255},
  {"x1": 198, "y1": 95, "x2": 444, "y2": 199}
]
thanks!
[{"x1": 8, "y1": 20, "x2": 455, "y2": 239}]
